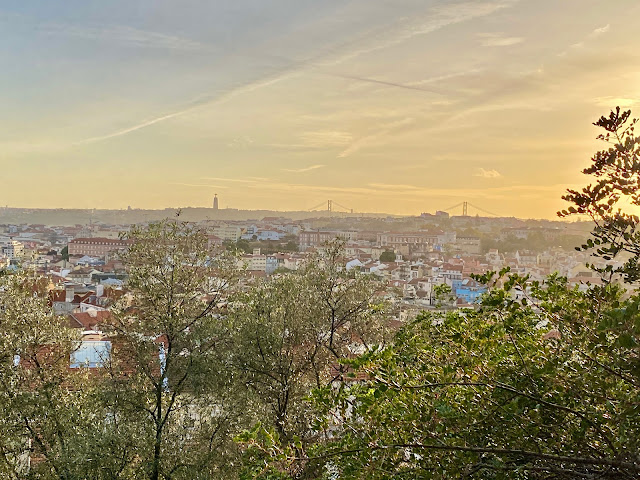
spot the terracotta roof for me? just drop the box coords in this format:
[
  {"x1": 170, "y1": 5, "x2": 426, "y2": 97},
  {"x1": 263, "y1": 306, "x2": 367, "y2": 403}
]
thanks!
[
  {"x1": 49, "y1": 290, "x2": 66, "y2": 304},
  {"x1": 68, "y1": 311, "x2": 111, "y2": 330}
]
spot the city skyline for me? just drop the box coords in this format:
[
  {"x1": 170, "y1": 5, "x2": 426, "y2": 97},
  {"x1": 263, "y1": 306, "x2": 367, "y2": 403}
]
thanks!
[{"x1": 2, "y1": 1, "x2": 640, "y2": 218}]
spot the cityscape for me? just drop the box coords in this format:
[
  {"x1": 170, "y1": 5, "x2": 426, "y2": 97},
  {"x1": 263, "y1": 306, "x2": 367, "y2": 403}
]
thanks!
[
  {"x1": 2, "y1": 1, "x2": 640, "y2": 479},
  {"x1": 0, "y1": 201, "x2": 597, "y2": 318}
]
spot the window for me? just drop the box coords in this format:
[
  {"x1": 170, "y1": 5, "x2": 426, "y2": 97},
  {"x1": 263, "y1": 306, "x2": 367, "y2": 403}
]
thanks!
[{"x1": 70, "y1": 341, "x2": 111, "y2": 368}]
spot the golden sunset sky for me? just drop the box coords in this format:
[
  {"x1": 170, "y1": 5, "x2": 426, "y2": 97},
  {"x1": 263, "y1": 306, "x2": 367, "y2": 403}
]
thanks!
[{"x1": 2, "y1": 1, "x2": 639, "y2": 218}]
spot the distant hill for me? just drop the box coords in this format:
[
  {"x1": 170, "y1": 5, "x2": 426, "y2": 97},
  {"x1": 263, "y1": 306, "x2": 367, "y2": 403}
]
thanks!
[{"x1": 0, "y1": 207, "x2": 395, "y2": 226}]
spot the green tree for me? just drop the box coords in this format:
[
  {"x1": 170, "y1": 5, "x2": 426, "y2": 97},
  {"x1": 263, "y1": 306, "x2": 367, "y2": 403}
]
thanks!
[
  {"x1": 304, "y1": 273, "x2": 640, "y2": 479},
  {"x1": 379, "y1": 251, "x2": 396, "y2": 262},
  {"x1": 99, "y1": 220, "x2": 245, "y2": 480},
  {"x1": 0, "y1": 272, "x2": 97, "y2": 480},
  {"x1": 560, "y1": 107, "x2": 640, "y2": 281},
  {"x1": 60, "y1": 246, "x2": 69, "y2": 261},
  {"x1": 233, "y1": 240, "x2": 389, "y2": 477}
]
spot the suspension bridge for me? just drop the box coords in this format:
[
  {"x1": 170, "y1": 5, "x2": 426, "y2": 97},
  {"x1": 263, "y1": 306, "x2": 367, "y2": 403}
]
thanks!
[
  {"x1": 306, "y1": 199, "x2": 503, "y2": 217},
  {"x1": 440, "y1": 201, "x2": 502, "y2": 217},
  {"x1": 307, "y1": 200, "x2": 355, "y2": 214}
]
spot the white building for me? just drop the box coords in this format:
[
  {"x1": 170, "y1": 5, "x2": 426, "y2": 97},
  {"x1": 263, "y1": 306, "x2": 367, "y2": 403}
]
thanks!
[
  {"x1": 2, "y1": 240, "x2": 24, "y2": 259},
  {"x1": 212, "y1": 224, "x2": 245, "y2": 242}
]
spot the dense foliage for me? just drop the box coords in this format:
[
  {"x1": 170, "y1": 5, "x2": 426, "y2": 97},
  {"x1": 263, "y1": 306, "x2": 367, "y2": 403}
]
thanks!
[
  {"x1": 0, "y1": 274, "x2": 93, "y2": 479},
  {"x1": 300, "y1": 273, "x2": 640, "y2": 479}
]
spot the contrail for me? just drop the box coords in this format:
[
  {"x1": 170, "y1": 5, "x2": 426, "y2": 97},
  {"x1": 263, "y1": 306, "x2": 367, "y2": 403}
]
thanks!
[
  {"x1": 74, "y1": 104, "x2": 203, "y2": 145},
  {"x1": 329, "y1": 73, "x2": 447, "y2": 96},
  {"x1": 74, "y1": 67, "x2": 299, "y2": 146},
  {"x1": 71, "y1": 1, "x2": 509, "y2": 146}
]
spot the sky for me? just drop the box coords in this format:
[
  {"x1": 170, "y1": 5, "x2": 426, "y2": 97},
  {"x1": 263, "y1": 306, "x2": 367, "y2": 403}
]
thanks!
[{"x1": 1, "y1": 0, "x2": 639, "y2": 218}]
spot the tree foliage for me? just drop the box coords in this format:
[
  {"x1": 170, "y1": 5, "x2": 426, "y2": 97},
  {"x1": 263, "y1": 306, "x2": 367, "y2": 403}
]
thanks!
[
  {"x1": 379, "y1": 251, "x2": 396, "y2": 262},
  {"x1": 560, "y1": 107, "x2": 640, "y2": 280},
  {"x1": 287, "y1": 273, "x2": 640, "y2": 479},
  {"x1": 232, "y1": 240, "x2": 389, "y2": 477},
  {"x1": 97, "y1": 219, "x2": 246, "y2": 480},
  {"x1": 0, "y1": 273, "x2": 97, "y2": 480}
]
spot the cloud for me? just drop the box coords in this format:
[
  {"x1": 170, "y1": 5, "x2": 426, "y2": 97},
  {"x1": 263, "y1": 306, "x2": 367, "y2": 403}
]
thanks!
[
  {"x1": 474, "y1": 168, "x2": 502, "y2": 178},
  {"x1": 202, "y1": 177, "x2": 261, "y2": 184},
  {"x1": 42, "y1": 24, "x2": 208, "y2": 51},
  {"x1": 338, "y1": 117, "x2": 415, "y2": 158},
  {"x1": 589, "y1": 24, "x2": 610, "y2": 37},
  {"x1": 479, "y1": 33, "x2": 524, "y2": 47},
  {"x1": 68, "y1": 1, "x2": 517, "y2": 148},
  {"x1": 227, "y1": 136, "x2": 254, "y2": 149},
  {"x1": 283, "y1": 164, "x2": 326, "y2": 173},
  {"x1": 319, "y1": 0, "x2": 519, "y2": 67},
  {"x1": 368, "y1": 183, "x2": 422, "y2": 191},
  {"x1": 170, "y1": 183, "x2": 229, "y2": 189},
  {"x1": 594, "y1": 96, "x2": 637, "y2": 108},
  {"x1": 74, "y1": 66, "x2": 302, "y2": 145},
  {"x1": 559, "y1": 24, "x2": 610, "y2": 56},
  {"x1": 74, "y1": 105, "x2": 203, "y2": 145},
  {"x1": 299, "y1": 131, "x2": 353, "y2": 148},
  {"x1": 204, "y1": 178, "x2": 574, "y2": 203},
  {"x1": 331, "y1": 74, "x2": 447, "y2": 95}
]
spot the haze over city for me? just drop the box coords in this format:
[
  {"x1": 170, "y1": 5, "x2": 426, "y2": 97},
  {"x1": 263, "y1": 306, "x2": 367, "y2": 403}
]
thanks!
[{"x1": 2, "y1": 1, "x2": 639, "y2": 217}]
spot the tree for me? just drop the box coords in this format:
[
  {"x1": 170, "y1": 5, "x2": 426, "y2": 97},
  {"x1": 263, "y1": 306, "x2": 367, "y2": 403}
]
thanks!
[
  {"x1": 303, "y1": 272, "x2": 640, "y2": 479},
  {"x1": 379, "y1": 251, "x2": 396, "y2": 262},
  {"x1": 233, "y1": 240, "x2": 389, "y2": 477},
  {"x1": 60, "y1": 246, "x2": 69, "y2": 261},
  {"x1": 560, "y1": 107, "x2": 640, "y2": 281},
  {"x1": 98, "y1": 219, "x2": 245, "y2": 480},
  {"x1": 0, "y1": 272, "x2": 96, "y2": 480}
]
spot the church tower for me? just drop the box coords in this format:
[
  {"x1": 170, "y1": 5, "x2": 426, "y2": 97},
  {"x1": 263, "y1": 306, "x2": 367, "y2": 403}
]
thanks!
[{"x1": 213, "y1": 194, "x2": 219, "y2": 210}]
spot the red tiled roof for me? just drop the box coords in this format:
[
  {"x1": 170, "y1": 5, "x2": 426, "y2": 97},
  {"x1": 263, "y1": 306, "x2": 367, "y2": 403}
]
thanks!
[{"x1": 68, "y1": 311, "x2": 111, "y2": 330}]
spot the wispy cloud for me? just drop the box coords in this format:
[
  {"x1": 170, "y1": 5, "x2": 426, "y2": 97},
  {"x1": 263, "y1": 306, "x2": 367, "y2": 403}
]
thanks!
[
  {"x1": 559, "y1": 24, "x2": 611, "y2": 55},
  {"x1": 479, "y1": 33, "x2": 524, "y2": 47},
  {"x1": 338, "y1": 117, "x2": 415, "y2": 158},
  {"x1": 594, "y1": 96, "x2": 637, "y2": 108},
  {"x1": 590, "y1": 24, "x2": 610, "y2": 37},
  {"x1": 319, "y1": 0, "x2": 519, "y2": 67},
  {"x1": 368, "y1": 183, "x2": 422, "y2": 191},
  {"x1": 68, "y1": 1, "x2": 517, "y2": 147},
  {"x1": 74, "y1": 66, "x2": 302, "y2": 145},
  {"x1": 300, "y1": 131, "x2": 353, "y2": 148},
  {"x1": 474, "y1": 168, "x2": 502, "y2": 178},
  {"x1": 331, "y1": 74, "x2": 447, "y2": 95},
  {"x1": 42, "y1": 24, "x2": 208, "y2": 51},
  {"x1": 268, "y1": 131, "x2": 354, "y2": 151},
  {"x1": 74, "y1": 105, "x2": 203, "y2": 145},
  {"x1": 202, "y1": 177, "x2": 263, "y2": 184},
  {"x1": 283, "y1": 164, "x2": 326, "y2": 173},
  {"x1": 170, "y1": 182, "x2": 229, "y2": 189},
  {"x1": 227, "y1": 136, "x2": 254, "y2": 149}
]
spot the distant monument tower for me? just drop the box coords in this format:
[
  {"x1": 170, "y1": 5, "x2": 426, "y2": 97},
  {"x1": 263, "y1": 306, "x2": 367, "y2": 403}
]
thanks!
[{"x1": 213, "y1": 194, "x2": 219, "y2": 210}]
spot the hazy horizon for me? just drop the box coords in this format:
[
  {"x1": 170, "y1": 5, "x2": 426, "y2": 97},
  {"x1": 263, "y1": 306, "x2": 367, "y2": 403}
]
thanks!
[{"x1": 2, "y1": 1, "x2": 639, "y2": 218}]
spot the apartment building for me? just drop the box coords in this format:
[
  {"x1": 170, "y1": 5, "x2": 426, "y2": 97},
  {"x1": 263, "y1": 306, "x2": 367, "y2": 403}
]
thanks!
[{"x1": 68, "y1": 238, "x2": 130, "y2": 257}]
